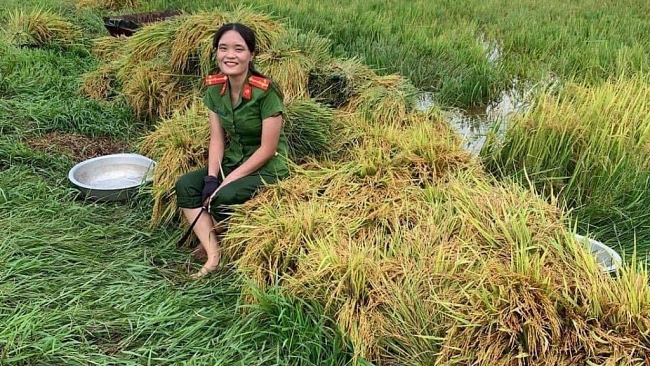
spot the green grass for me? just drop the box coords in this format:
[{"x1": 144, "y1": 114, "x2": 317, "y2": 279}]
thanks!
[{"x1": 0, "y1": 163, "x2": 357, "y2": 365}]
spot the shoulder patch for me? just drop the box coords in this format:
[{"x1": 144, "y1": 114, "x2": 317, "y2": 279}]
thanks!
[
  {"x1": 249, "y1": 75, "x2": 270, "y2": 91},
  {"x1": 204, "y1": 73, "x2": 228, "y2": 87}
]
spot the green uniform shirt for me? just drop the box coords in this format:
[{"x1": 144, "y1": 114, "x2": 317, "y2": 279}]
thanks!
[{"x1": 203, "y1": 74, "x2": 290, "y2": 178}]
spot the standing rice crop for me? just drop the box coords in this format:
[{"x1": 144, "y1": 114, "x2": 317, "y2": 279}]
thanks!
[{"x1": 481, "y1": 74, "x2": 650, "y2": 255}]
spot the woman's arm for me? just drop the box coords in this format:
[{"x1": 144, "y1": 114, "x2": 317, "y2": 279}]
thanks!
[
  {"x1": 217, "y1": 113, "x2": 282, "y2": 186},
  {"x1": 207, "y1": 110, "x2": 226, "y2": 177}
]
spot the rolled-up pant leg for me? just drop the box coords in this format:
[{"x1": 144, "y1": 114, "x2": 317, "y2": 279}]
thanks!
[
  {"x1": 209, "y1": 173, "x2": 279, "y2": 223},
  {"x1": 175, "y1": 167, "x2": 210, "y2": 209}
]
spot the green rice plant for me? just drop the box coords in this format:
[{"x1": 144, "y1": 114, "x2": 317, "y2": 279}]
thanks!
[
  {"x1": 481, "y1": 74, "x2": 650, "y2": 255},
  {"x1": 138, "y1": 101, "x2": 209, "y2": 226},
  {"x1": 1, "y1": 159, "x2": 356, "y2": 365},
  {"x1": 308, "y1": 57, "x2": 376, "y2": 108},
  {"x1": 237, "y1": 284, "x2": 357, "y2": 365},
  {"x1": 283, "y1": 98, "x2": 334, "y2": 162},
  {"x1": 256, "y1": 28, "x2": 333, "y2": 102},
  {"x1": 3, "y1": 8, "x2": 82, "y2": 48}
]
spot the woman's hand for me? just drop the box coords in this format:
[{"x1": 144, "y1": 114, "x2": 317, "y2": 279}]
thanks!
[{"x1": 202, "y1": 175, "x2": 220, "y2": 207}]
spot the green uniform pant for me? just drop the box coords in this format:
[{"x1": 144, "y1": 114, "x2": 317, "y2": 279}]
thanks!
[{"x1": 175, "y1": 166, "x2": 280, "y2": 223}]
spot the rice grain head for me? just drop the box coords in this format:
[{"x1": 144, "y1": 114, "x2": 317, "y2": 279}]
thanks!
[
  {"x1": 139, "y1": 102, "x2": 209, "y2": 226},
  {"x1": 256, "y1": 29, "x2": 332, "y2": 102},
  {"x1": 91, "y1": 35, "x2": 128, "y2": 61},
  {"x1": 4, "y1": 8, "x2": 82, "y2": 47},
  {"x1": 75, "y1": 0, "x2": 138, "y2": 11},
  {"x1": 79, "y1": 62, "x2": 119, "y2": 101},
  {"x1": 308, "y1": 57, "x2": 377, "y2": 108}
]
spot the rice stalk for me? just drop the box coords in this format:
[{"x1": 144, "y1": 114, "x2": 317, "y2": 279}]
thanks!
[
  {"x1": 4, "y1": 8, "x2": 82, "y2": 48},
  {"x1": 169, "y1": 11, "x2": 228, "y2": 74},
  {"x1": 91, "y1": 35, "x2": 128, "y2": 61},
  {"x1": 75, "y1": 0, "x2": 138, "y2": 11},
  {"x1": 121, "y1": 18, "x2": 179, "y2": 65},
  {"x1": 79, "y1": 62, "x2": 119, "y2": 101},
  {"x1": 283, "y1": 99, "x2": 334, "y2": 162},
  {"x1": 481, "y1": 74, "x2": 650, "y2": 253},
  {"x1": 116, "y1": 58, "x2": 200, "y2": 120},
  {"x1": 256, "y1": 29, "x2": 332, "y2": 102},
  {"x1": 223, "y1": 6, "x2": 286, "y2": 54},
  {"x1": 345, "y1": 74, "x2": 419, "y2": 125},
  {"x1": 308, "y1": 57, "x2": 376, "y2": 108},
  {"x1": 138, "y1": 102, "x2": 209, "y2": 226}
]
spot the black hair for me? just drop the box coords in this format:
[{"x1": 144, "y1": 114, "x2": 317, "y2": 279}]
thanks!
[{"x1": 213, "y1": 23, "x2": 283, "y2": 99}]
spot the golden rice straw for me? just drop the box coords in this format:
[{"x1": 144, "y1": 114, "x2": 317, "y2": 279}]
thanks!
[
  {"x1": 79, "y1": 62, "x2": 119, "y2": 101},
  {"x1": 139, "y1": 101, "x2": 209, "y2": 226},
  {"x1": 91, "y1": 35, "x2": 128, "y2": 61},
  {"x1": 75, "y1": 0, "x2": 138, "y2": 11},
  {"x1": 5, "y1": 8, "x2": 82, "y2": 47}
]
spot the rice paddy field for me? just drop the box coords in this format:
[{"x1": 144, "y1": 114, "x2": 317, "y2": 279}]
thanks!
[{"x1": 2, "y1": 0, "x2": 650, "y2": 365}]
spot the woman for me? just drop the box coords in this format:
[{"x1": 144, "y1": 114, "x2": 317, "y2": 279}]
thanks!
[{"x1": 175, "y1": 23, "x2": 290, "y2": 278}]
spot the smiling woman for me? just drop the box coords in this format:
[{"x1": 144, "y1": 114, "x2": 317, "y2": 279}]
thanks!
[{"x1": 174, "y1": 23, "x2": 291, "y2": 279}]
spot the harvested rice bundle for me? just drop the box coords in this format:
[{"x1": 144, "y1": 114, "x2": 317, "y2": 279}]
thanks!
[
  {"x1": 91, "y1": 35, "x2": 128, "y2": 61},
  {"x1": 283, "y1": 99, "x2": 334, "y2": 162},
  {"x1": 4, "y1": 8, "x2": 82, "y2": 48},
  {"x1": 347, "y1": 109, "x2": 478, "y2": 183},
  {"x1": 345, "y1": 74, "x2": 419, "y2": 125},
  {"x1": 169, "y1": 8, "x2": 286, "y2": 75},
  {"x1": 121, "y1": 19, "x2": 179, "y2": 65},
  {"x1": 256, "y1": 29, "x2": 332, "y2": 102},
  {"x1": 225, "y1": 149, "x2": 650, "y2": 364},
  {"x1": 224, "y1": 7, "x2": 286, "y2": 54},
  {"x1": 308, "y1": 58, "x2": 376, "y2": 108},
  {"x1": 75, "y1": 0, "x2": 138, "y2": 11},
  {"x1": 79, "y1": 62, "x2": 119, "y2": 101},
  {"x1": 139, "y1": 102, "x2": 209, "y2": 225},
  {"x1": 116, "y1": 58, "x2": 199, "y2": 120},
  {"x1": 169, "y1": 11, "x2": 227, "y2": 74}
]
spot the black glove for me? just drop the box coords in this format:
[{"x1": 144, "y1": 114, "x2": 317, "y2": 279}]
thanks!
[{"x1": 201, "y1": 175, "x2": 219, "y2": 206}]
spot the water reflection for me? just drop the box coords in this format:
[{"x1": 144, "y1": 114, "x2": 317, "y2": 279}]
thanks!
[{"x1": 417, "y1": 77, "x2": 557, "y2": 155}]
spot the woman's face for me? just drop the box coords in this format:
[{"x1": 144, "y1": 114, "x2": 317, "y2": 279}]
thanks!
[{"x1": 216, "y1": 30, "x2": 254, "y2": 77}]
